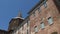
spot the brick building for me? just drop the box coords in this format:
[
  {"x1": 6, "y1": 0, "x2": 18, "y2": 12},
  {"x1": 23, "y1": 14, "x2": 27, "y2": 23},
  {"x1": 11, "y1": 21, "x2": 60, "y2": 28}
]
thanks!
[
  {"x1": 0, "y1": 0, "x2": 60, "y2": 34},
  {"x1": 12, "y1": 0, "x2": 60, "y2": 34},
  {"x1": 29, "y1": 0, "x2": 60, "y2": 34}
]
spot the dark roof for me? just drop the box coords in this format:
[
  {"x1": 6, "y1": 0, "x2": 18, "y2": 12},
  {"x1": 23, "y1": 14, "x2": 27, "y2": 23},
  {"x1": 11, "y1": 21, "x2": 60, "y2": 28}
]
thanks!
[
  {"x1": 0, "y1": 29, "x2": 7, "y2": 32},
  {"x1": 28, "y1": 0, "x2": 44, "y2": 14},
  {"x1": 9, "y1": 17, "x2": 24, "y2": 24}
]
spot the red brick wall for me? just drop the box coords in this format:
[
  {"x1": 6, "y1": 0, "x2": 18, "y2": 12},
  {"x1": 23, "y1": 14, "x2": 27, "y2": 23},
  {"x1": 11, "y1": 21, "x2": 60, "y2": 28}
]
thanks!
[{"x1": 29, "y1": 0, "x2": 60, "y2": 34}]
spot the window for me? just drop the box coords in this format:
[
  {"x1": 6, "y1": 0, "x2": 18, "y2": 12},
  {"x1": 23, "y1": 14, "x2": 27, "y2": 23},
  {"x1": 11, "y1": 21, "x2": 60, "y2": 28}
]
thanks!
[
  {"x1": 43, "y1": 0, "x2": 47, "y2": 8},
  {"x1": 40, "y1": 22, "x2": 45, "y2": 29},
  {"x1": 27, "y1": 30, "x2": 28, "y2": 34},
  {"x1": 48, "y1": 17, "x2": 53, "y2": 25},
  {"x1": 22, "y1": 33, "x2": 23, "y2": 34},
  {"x1": 38, "y1": 7, "x2": 41, "y2": 13},
  {"x1": 27, "y1": 20, "x2": 30, "y2": 27},
  {"x1": 34, "y1": 26, "x2": 38, "y2": 33},
  {"x1": 33, "y1": 12, "x2": 35, "y2": 17}
]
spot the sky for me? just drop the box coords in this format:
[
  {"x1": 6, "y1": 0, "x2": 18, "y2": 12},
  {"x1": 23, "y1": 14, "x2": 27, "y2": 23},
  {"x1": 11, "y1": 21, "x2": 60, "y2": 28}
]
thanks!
[{"x1": 0, "y1": 0, "x2": 40, "y2": 31}]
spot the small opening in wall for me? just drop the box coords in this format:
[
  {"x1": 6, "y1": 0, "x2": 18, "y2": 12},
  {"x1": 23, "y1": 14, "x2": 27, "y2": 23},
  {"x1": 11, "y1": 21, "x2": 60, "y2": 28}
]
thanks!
[{"x1": 51, "y1": 32, "x2": 58, "y2": 34}]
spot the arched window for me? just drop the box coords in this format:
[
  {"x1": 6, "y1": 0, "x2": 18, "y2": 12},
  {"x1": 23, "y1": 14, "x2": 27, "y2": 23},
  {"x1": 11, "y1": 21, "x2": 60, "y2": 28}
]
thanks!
[{"x1": 51, "y1": 32, "x2": 58, "y2": 34}]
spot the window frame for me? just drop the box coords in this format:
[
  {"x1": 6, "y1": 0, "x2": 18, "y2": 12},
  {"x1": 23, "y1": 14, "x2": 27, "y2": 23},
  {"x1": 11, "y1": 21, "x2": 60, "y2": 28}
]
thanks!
[
  {"x1": 33, "y1": 11, "x2": 36, "y2": 17},
  {"x1": 27, "y1": 20, "x2": 30, "y2": 27},
  {"x1": 48, "y1": 17, "x2": 53, "y2": 25},
  {"x1": 34, "y1": 26, "x2": 38, "y2": 33},
  {"x1": 40, "y1": 22, "x2": 45, "y2": 29},
  {"x1": 38, "y1": 6, "x2": 41, "y2": 13},
  {"x1": 43, "y1": 0, "x2": 47, "y2": 8}
]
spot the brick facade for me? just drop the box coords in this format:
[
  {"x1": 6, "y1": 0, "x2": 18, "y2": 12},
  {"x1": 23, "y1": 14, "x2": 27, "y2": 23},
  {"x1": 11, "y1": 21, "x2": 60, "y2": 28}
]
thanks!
[
  {"x1": 29, "y1": 0, "x2": 60, "y2": 34},
  {"x1": 12, "y1": 0, "x2": 60, "y2": 34}
]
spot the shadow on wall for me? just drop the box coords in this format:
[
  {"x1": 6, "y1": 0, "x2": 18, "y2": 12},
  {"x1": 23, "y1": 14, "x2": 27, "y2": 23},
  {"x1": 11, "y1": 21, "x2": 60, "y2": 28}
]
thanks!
[{"x1": 53, "y1": 0, "x2": 60, "y2": 13}]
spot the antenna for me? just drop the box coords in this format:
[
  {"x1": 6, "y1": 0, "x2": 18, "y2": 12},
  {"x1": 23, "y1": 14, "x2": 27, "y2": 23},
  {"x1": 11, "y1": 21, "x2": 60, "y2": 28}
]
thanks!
[{"x1": 17, "y1": 8, "x2": 22, "y2": 17}]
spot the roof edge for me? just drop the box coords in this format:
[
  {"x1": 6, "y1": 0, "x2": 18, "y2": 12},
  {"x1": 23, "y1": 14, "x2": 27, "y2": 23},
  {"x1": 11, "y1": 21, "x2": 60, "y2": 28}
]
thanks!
[{"x1": 28, "y1": 0, "x2": 44, "y2": 14}]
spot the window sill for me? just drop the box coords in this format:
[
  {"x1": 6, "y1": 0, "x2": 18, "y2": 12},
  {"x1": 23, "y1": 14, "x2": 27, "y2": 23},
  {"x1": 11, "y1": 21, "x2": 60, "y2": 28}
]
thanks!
[
  {"x1": 41, "y1": 28, "x2": 45, "y2": 30},
  {"x1": 49, "y1": 23, "x2": 54, "y2": 26}
]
